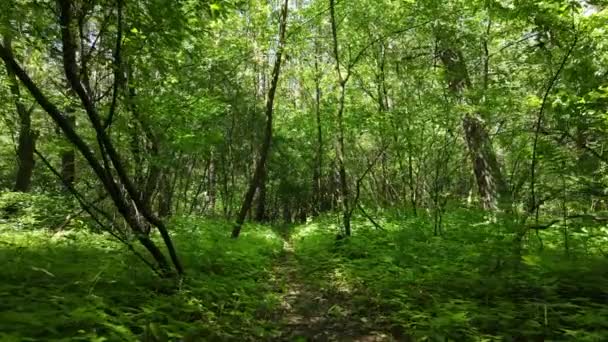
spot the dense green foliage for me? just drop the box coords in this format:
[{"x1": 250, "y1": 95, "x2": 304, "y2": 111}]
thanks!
[
  {"x1": 292, "y1": 212, "x2": 608, "y2": 340},
  {"x1": 2, "y1": 198, "x2": 607, "y2": 340},
  {"x1": 1, "y1": 205, "x2": 284, "y2": 340},
  {"x1": 2, "y1": 0, "x2": 608, "y2": 340}
]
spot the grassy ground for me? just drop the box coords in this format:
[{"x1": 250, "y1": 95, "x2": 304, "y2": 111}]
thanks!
[
  {"x1": 1, "y1": 203, "x2": 607, "y2": 341},
  {"x1": 287, "y1": 211, "x2": 608, "y2": 341},
  {"x1": 0, "y1": 217, "x2": 284, "y2": 341}
]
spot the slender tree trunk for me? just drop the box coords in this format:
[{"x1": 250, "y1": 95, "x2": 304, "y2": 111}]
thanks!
[
  {"x1": 208, "y1": 155, "x2": 216, "y2": 214},
  {"x1": 232, "y1": 0, "x2": 289, "y2": 237},
  {"x1": 126, "y1": 72, "x2": 162, "y2": 210},
  {"x1": 254, "y1": 163, "x2": 267, "y2": 221},
  {"x1": 158, "y1": 171, "x2": 174, "y2": 218},
  {"x1": 329, "y1": 0, "x2": 352, "y2": 236},
  {"x1": 175, "y1": 157, "x2": 196, "y2": 214},
  {"x1": 61, "y1": 113, "x2": 76, "y2": 186},
  {"x1": 2, "y1": 35, "x2": 35, "y2": 192},
  {"x1": 336, "y1": 86, "x2": 351, "y2": 236},
  {"x1": 408, "y1": 150, "x2": 417, "y2": 216},
  {"x1": 189, "y1": 159, "x2": 210, "y2": 214},
  {"x1": 312, "y1": 40, "x2": 324, "y2": 216}
]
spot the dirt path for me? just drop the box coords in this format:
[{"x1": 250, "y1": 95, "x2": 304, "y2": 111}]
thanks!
[{"x1": 272, "y1": 236, "x2": 393, "y2": 341}]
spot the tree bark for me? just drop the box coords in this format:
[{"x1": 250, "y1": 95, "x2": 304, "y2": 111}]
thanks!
[
  {"x1": 158, "y1": 172, "x2": 174, "y2": 218},
  {"x1": 312, "y1": 38, "x2": 324, "y2": 216},
  {"x1": 254, "y1": 163, "x2": 267, "y2": 221},
  {"x1": 208, "y1": 155, "x2": 216, "y2": 213},
  {"x1": 61, "y1": 113, "x2": 76, "y2": 186},
  {"x1": 2, "y1": 35, "x2": 35, "y2": 192},
  {"x1": 232, "y1": 0, "x2": 289, "y2": 237},
  {"x1": 438, "y1": 38, "x2": 510, "y2": 211},
  {"x1": 463, "y1": 114, "x2": 510, "y2": 211},
  {"x1": 329, "y1": 0, "x2": 351, "y2": 236}
]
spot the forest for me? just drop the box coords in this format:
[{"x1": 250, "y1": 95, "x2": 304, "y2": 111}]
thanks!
[{"x1": 1, "y1": 0, "x2": 607, "y2": 340}]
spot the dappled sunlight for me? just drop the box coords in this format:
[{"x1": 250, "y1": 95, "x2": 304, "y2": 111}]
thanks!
[
  {"x1": 290, "y1": 221, "x2": 337, "y2": 240},
  {"x1": 329, "y1": 268, "x2": 355, "y2": 295},
  {"x1": 242, "y1": 227, "x2": 283, "y2": 243}
]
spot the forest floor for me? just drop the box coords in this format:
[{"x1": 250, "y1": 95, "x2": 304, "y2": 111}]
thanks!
[
  {"x1": 272, "y1": 231, "x2": 392, "y2": 341},
  {"x1": 1, "y1": 199, "x2": 607, "y2": 341}
]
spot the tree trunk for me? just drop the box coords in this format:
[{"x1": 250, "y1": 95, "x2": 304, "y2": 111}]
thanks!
[
  {"x1": 312, "y1": 38, "x2": 323, "y2": 216},
  {"x1": 126, "y1": 73, "x2": 162, "y2": 210},
  {"x1": 438, "y1": 39, "x2": 510, "y2": 211},
  {"x1": 14, "y1": 121, "x2": 36, "y2": 192},
  {"x1": 2, "y1": 35, "x2": 35, "y2": 192},
  {"x1": 463, "y1": 114, "x2": 510, "y2": 211},
  {"x1": 329, "y1": 0, "x2": 351, "y2": 236},
  {"x1": 254, "y1": 163, "x2": 267, "y2": 221},
  {"x1": 61, "y1": 113, "x2": 76, "y2": 186},
  {"x1": 158, "y1": 172, "x2": 173, "y2": 218},
  {"x1": 232, "y1": 0, "x2": 289, "y2": 238},
  {"x1": 208, "y1": 156, "x2": 216, "y2": 214}
]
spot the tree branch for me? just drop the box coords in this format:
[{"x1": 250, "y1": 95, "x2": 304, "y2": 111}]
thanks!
[
  {"x1": 357, "y1": 203, "x2": 386, "y2": 231},
  {"x1": 349, "y1": 143, "x2": 389, "y2": 218},
  {"x1": 34, "y1": 148, "x2": 161, "y2": 276},
  {"x1": 528, "y1": 214, "x2": 608, "y2": 231},
  {"x1": 529, "y1": 28, "x2": 578, "y2": 214}
]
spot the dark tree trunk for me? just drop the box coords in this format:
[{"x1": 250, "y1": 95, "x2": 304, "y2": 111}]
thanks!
[
  {"x1": 158, "y1": 172, "x2": 173, "y2": 218},
  {"x1": 329, "y1": 0, "x2": 351, "y2": 236},
  {"x1": 232, "y1": 0, "x2": 289, "y2": 238},
  {"x1": 312, "y1": 38, "x2": 323, "y2": 216},
  {"x1": 283, "y1": 201, "x2": 292, "y2": 224},
  {"x1": 61, "y1": 113, "x2": 76, "y2": 186},
  {"x1": 438, "y1": 38, "x2": 511, "y2": 212},
  {"x1": 2, "y1": 35, "x2": 35, "y2": 192},
  {"x1": 14, "y1": 124, "x2": 36, "y2": 192},
  {"x1": 463, "y1": 114, "x2": 510, "y2": 211},
  {"x1": 254, "y1": 163, "x2": 267, "y2": 221}
]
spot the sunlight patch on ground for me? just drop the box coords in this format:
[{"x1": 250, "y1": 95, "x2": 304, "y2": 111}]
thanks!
[
  {"x1": 329, "y1": 268, "x2": 354, "y2": 295},
  {"x1": 245, "y1": 229, "x2": 282, "y2": 242},
  {"x1": 291, "y1": 223, "x2": 321, "y2": 240}
]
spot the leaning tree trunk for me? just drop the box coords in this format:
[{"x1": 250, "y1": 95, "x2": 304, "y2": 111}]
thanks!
[
  {"x1": 2, "y1": 35, "x2": 35, "y2": 192},
  {"x1": 438, "y1": 38, "x2": 511, "y2": 212},
  {"x1": 463, "y1": 114, "x2": 510, "y2": 211},
  {"x1": 232, "y1": 0, "x2": 289, "y2": 238},
  {"x1": 0, "y1": 0, "x2": 183, "y2": 276}
]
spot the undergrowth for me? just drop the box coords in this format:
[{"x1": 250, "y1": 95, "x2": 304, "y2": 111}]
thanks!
[
  {"x1": 0, "y1": 214, "x2": 283, "y2": 341},
  {"x1": 2, "y1": 191, "x2": 607, "y2": 341},
  {"x1": 290, "y1": 210, "x2": 608, "y2": 341}
]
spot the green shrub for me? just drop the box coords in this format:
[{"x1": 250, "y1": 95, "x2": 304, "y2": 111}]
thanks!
[{"x1": 0, "y1": 191, "x2": 75, "y2": 230}]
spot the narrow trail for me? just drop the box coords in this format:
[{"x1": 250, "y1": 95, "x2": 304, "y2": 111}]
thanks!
[{"x1": 271, "y1": 233, "x2": 393, "y2": 341}]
